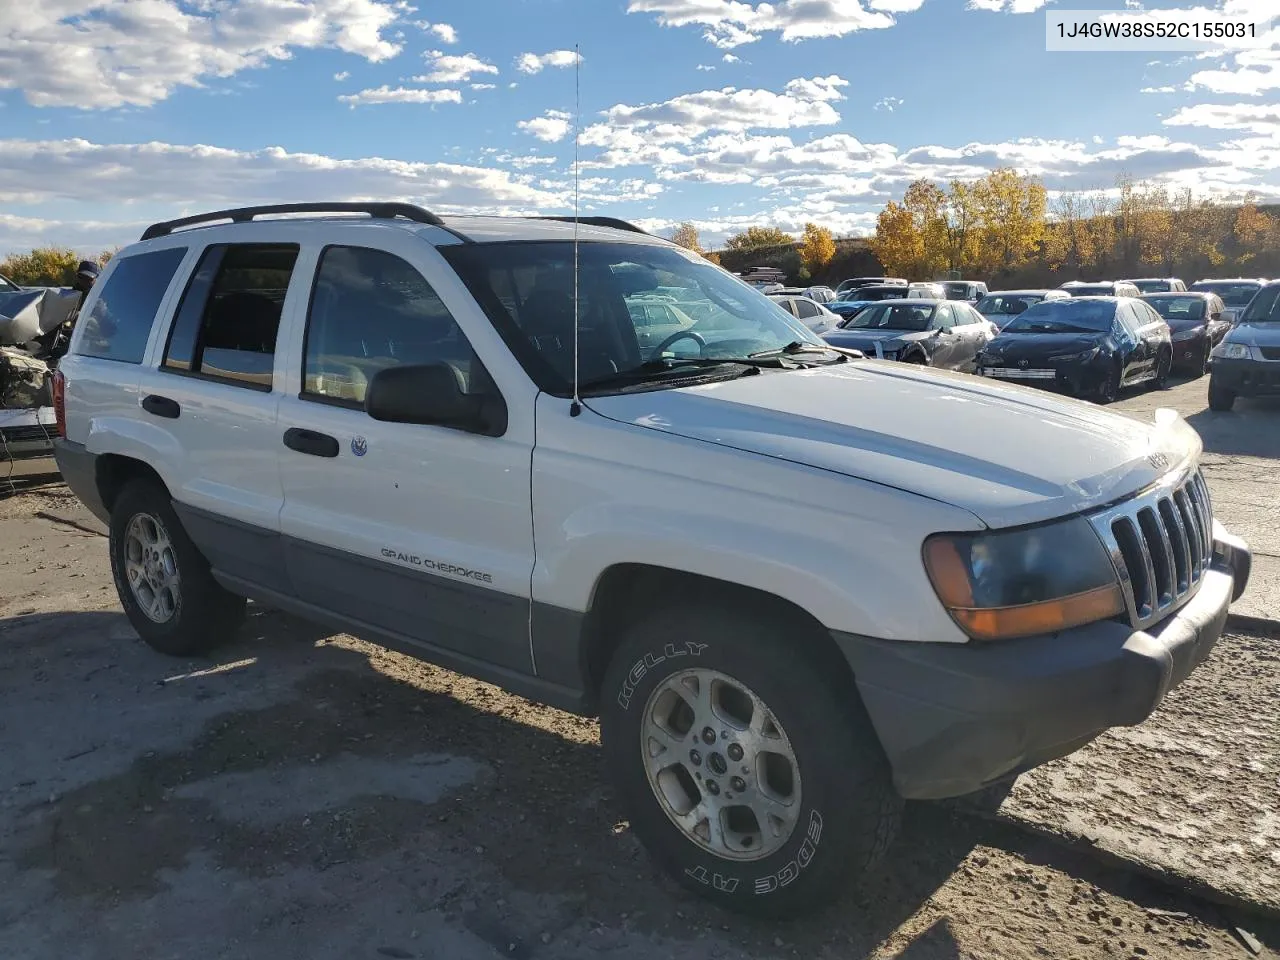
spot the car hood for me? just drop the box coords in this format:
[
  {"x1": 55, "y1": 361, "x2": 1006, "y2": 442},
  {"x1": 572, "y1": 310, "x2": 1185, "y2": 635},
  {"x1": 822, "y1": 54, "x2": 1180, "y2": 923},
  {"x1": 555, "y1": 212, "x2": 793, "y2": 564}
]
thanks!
[
  {"x1": 823, "y1": 329, "x2": 931, "y2": 350},
  {"x1": 586, "y1": 361, "x2": 1201, "y2": 529},
  {"x1": 982, "y1": 331, "x2": 1107, "y2": 360},
  {"x1": 1226, "y1": 321, "x2": 1280, "y2": 346}
]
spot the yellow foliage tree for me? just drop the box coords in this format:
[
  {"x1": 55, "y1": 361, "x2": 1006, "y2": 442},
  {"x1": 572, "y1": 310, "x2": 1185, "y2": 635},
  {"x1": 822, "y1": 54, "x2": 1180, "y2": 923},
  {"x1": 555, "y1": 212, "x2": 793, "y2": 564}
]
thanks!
[
  {"x1": 871, "y1": 201, "x2": 922, "y2": 278},
  {"x1": 1233, "y1": 195, "x2": 1275, "y2": 263},
  {"x1": 975, "y1": 168, "x2": 1047, "y2": 272},
  {"x1": 704, "y1": 251, "x2": 722, "y2": 266},
  {"x1": 670, "y1": 222, "x2": 702, "y2": 252},
  {"x1": 725, "y1": 226, "x2": 794, "y2": 251},
  {"x1": 799, "y1": 223, "x2": 836, "y2": 274}
]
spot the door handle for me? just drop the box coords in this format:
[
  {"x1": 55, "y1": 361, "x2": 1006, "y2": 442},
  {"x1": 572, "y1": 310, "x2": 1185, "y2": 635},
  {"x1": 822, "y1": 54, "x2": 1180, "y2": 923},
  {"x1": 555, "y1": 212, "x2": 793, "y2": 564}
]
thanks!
[
  {"x1": 283, "y1": 427, "x2": 340, "y2": 458},
  {"x1": 141, "y1": 394, "x2": 181, "y2": 419}
]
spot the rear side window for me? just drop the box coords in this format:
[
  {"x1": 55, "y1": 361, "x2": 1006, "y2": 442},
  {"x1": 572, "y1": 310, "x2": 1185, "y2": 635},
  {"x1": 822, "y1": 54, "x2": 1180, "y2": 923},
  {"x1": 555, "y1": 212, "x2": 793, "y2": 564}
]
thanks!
[
  {"x1": 163, "y1": 244, "x2": 298, "y2": 390},
  {"x1": 302, "y1": 245, "x2": 486, "y2": 407},
  {"x1": 77, "y1": 247, "x2": 187, "y2": 363}
]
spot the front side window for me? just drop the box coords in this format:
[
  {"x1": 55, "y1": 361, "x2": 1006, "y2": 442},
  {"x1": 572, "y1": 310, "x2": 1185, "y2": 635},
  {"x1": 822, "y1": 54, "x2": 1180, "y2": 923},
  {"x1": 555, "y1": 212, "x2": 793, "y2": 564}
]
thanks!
[
  {"x1": 77, "y1": 246, "x2": 188, "y2": 363},
  {"x1": 163, "y1": 244, "x2": 297, "y2": 389},
  {"x1": 442, "y1": 241, "x2": 827, "y2": 394},
  {"x1": 794, "y1": 298, "x2": 820, "y2": 319},
  {"x1": 304, "y1": 245, "x2": 489, "y2": 406}
]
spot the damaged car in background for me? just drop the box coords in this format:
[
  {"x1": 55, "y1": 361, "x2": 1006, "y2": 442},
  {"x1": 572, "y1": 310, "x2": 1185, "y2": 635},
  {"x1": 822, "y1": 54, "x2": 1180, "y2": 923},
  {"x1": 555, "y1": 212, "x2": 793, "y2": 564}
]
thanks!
[{"x1": 0, "y1": 266, "x2": 95, "y2": 479}]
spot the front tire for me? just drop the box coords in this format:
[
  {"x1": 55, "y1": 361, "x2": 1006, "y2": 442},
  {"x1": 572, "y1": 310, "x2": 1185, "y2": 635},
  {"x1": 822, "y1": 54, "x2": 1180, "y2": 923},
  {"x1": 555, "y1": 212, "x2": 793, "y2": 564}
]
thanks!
[
  {"x1": 600, "y1": 606, "x2": 901, "y2": 918},
  {"x1": 109, "y1": 479, "x2": 246, "y2": 656},
  {"x1": 1097, "y1": 363, "x2": 1122, "y2": 404},
  {"x1": 1207, "y1": 377, "x2": 1236, "y2": 412},
  {"x1": 1153, "y1": 349, "x2": 1172, "y2": 391}
]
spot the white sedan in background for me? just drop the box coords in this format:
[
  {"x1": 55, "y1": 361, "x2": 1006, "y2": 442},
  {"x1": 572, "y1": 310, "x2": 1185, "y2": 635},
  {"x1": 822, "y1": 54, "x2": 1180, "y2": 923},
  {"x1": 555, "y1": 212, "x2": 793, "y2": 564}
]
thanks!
[{"x1": 768, "y1": 293, "x2": 841, "y2": 334}]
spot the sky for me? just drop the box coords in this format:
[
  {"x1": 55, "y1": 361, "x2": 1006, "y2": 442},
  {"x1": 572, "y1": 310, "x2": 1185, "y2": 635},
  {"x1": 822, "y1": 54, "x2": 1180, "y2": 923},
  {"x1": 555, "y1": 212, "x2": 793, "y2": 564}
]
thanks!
[{"x1": 0, "y1": 0, "x2": 1278, "y2": 255}]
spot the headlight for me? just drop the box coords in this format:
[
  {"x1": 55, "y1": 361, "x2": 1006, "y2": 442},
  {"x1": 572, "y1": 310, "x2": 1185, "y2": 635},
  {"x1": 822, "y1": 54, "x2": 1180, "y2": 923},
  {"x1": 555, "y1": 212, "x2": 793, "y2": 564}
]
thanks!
[
  {"x1": 1214, "y1": 342, "x2": 1255, "y2": 360},
  {"x1": 923, "y1": 518, "x2": 1124, "y2": 641},
  {"x1": 1048, "y1": 347, "x2": 1100, "y2": 363}
]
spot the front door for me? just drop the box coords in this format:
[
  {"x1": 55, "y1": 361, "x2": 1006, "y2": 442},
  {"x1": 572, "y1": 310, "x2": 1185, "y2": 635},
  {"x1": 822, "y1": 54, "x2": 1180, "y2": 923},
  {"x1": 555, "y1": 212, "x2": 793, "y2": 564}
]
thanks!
[{"x1": 274, "y1": 236, "x2": 536, "y2": 675}]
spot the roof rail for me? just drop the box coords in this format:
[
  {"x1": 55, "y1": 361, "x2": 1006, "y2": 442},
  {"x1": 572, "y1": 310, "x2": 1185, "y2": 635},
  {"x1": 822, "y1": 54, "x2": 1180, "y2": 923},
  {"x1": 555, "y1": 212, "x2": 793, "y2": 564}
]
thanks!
[
  {"x1": 140, "y1": 202, "x2": 452, "y2": 241},
  {"x1": 528, "y1": 215, "x2": 650, "y2": 236}
]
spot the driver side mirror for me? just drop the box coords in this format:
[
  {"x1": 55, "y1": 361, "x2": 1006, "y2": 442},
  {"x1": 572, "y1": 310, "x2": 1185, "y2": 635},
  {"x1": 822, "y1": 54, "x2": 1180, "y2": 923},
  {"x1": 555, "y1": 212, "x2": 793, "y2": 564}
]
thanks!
[{"x1": 365, "y1": 363, "x2": 506, "y2": 437}]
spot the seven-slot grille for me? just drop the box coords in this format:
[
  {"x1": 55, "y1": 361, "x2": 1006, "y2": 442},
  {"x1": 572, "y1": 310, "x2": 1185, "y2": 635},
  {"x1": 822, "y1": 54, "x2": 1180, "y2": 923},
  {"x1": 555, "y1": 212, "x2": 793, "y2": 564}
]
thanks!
[{"x1": 1088, "y1": 468, "x2": 1215, "y2": 630}]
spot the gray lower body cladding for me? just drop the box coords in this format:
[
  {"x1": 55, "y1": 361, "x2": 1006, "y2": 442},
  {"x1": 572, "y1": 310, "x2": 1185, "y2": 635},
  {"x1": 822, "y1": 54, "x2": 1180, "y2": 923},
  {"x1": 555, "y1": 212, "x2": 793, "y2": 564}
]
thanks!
[{"x1": 834, "y1": 527, "x2": 1251, "y2": 800}]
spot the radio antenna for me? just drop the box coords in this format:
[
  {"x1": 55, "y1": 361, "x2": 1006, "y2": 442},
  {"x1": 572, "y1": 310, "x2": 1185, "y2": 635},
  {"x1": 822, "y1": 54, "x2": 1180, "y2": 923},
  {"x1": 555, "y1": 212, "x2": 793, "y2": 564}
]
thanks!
[{"x1": 569, "y1": 42, "x2": 583, "y2": 418}]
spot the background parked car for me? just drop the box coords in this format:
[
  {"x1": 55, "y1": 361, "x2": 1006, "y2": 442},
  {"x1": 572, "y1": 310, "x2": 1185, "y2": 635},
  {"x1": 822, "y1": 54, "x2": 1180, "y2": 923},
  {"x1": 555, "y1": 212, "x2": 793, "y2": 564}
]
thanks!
[
  {"x1": 941, "y1": 280, "x2": 989, "y2": 302},
  {"x1": 975, "y1": 289, "x2": 1069, "y2": 328},
  {"x1": 908, "y1": 281, "x2": 947, "y2": 299},
  {"x1": 822, "y1": 298, "x2": 993, "y2": 370},
  {"x1": 767, "y1": 292, "x2": 840, "y2": 334},
  {"x1": 1126, "y1": 277, "x2": 1187, "y2": 293},
  {"x1": 827, "y1": 298, "x2": 874, "y2": 321},
  {"x1": 1207, "y1": 280, "x2": 1280, "y2": 411},
  {"x1": 1142, "y1": 291, "x2": 1229, "y2": 376},
  {"x1": 1189, "y1": 278, "x2": 1263, "y2": 324},
  {"x1": 1060, "y1": 280, "x2": 1142, "y2": 298},
  {"x1": 838, "y1": 284, "x2": 924, "y2": 303},
  {"x1": 978, "y1": 296, "x2": 1172, "y2": 402},
  {"x1": 835, "y1": 276, "x2": 907, "y2": 296}
]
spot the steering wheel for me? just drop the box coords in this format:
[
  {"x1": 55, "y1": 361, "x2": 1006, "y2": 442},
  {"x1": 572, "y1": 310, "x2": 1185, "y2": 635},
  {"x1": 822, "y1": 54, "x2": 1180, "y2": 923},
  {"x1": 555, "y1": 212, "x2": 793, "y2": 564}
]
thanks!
[{"x1": 652, "y1": 330, "x2": 707, "y2": 355}]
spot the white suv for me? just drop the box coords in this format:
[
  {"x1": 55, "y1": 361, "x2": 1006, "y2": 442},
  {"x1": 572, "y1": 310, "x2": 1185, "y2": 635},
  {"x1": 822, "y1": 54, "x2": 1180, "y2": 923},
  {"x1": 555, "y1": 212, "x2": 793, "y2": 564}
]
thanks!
[{"x1": 51, "y1": 202, "x2": 1252, "y2": 918}]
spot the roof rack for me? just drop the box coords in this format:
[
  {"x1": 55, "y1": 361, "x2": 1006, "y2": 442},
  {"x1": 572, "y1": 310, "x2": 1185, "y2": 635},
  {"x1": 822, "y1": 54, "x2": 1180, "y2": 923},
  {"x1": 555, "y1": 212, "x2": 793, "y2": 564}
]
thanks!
[
  {"x1": 528, "y1": 215, "x2": 650, "y2": 236},
  {"x1": 140, "y1": 202, "x2": 458, "y2": 241}
]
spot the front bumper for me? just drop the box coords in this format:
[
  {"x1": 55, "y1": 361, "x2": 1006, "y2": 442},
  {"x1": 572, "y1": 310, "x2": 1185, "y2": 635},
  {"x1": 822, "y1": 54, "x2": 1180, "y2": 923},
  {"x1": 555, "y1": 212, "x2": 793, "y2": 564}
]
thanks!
[
  {"x1": 1170, "y1": 332, "x2": 1208, "y2": 370},
  {"x1": 978, "y1": 357, "x2": 1110, "y2": 396},
  {"x1": 833, "y1": 524, "x2": 1251, "y2": 801},
  {"x1": 1210, "y1": 356, "x2": 1280, "y2": 397}
]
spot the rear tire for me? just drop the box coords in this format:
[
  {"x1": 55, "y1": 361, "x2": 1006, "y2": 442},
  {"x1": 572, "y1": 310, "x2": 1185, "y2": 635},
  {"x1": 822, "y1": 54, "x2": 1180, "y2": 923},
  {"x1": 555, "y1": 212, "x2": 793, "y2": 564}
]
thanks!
[
  {"x1": 1198, "y1": 340, "x2": 1212, "y2": 378},
  {"x1": 109, "y1": 479, "x2": 246, "y2": 656},
  {"x1": 1207, "y1": 377, "x2": 1236, "y2": 412},
  {"x1": 599, "y1": 605, "x2": 902, "y2": 918}
]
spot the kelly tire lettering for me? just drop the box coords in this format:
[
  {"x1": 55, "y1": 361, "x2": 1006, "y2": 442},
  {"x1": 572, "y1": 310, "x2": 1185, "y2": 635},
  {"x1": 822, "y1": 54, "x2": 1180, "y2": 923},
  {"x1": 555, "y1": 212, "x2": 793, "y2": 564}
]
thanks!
[{"x1": 616, "y1": 641, "x2": 708, "y2": 710}]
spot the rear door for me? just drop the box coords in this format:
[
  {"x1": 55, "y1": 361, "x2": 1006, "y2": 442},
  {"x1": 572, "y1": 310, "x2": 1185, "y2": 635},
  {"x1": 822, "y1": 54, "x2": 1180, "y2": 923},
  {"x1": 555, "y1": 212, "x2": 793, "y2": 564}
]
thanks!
[
  {"x1": 928, "y1": 303, "x2": 961, "y2": 367},
  {"x1": 138, "y1": 241, "x2": 301, "y2": 593},
  {"x1": 274, "y1": 234, "x2": 537, "y2": 676},
  {"x1": 950, "y1": 304, "x2": 989, "y2": 370}
]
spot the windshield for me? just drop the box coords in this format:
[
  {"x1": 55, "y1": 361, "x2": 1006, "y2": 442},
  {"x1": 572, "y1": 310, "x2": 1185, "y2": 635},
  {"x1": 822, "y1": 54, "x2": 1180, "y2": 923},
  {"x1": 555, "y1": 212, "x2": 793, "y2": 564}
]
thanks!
[
  {"x1": 976, "y1": 293, "x2": 1042, "y2": 316},
  {"x1": 1145, "y1": 296, "x2": 1205, "y2": 321},
  {"x1": 1190, "y1": 281, "x2": 1260, "y2": 306},
  {"x1": 440, "y1": 241, "x2": 833, "y2": 393},
  {"x1": 842, "y1": 302, "x2": 936, "y2": 331},
  {"x1": 1239, "y1": 285, "x2": 1280, "y2": 322},
  {"x1": 1001, "y1": 299, "x2": 1116, "y2": 334},
  {"x1": 1132, "y1": 280, "x2": 1172, "y2": 293},
  {"x1": 942, "y1": 282, "x2": 972, "y2": 299}
]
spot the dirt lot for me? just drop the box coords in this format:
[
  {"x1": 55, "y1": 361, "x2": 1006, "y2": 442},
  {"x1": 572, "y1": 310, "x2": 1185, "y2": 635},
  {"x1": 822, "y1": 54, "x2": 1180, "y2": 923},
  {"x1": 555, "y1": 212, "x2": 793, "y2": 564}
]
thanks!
[{"x1": 1, "y1": 488, "x2": 1277, "y2": 960}]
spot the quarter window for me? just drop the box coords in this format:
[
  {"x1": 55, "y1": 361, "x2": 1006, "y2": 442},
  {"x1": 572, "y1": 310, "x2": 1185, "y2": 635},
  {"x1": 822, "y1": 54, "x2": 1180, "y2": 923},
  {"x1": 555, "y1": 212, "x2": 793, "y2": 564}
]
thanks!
[
  {"x1": 77, "y1": 247, "x2": 188, "y2": 364},
  {"x1": 163, "y1": 244, "x2": 298, "y2": 389},
  {"x1": 302, "y1": 245, "x2": 488, "y2": 407}
]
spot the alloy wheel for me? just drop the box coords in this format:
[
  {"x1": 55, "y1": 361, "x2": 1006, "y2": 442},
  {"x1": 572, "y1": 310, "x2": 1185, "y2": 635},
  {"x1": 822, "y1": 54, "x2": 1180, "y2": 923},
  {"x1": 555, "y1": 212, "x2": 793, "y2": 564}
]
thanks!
[{"x1": 123, "y1": 512, "x2": 182, "y2": 624}]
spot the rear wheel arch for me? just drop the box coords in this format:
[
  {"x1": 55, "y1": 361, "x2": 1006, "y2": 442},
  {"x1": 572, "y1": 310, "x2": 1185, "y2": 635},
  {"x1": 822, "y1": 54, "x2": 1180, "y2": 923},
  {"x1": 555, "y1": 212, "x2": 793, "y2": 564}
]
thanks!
[
  {"x1": 95, "y1": 454, "x2": 168, "y2": 515},
  {"x1": 579, "y1": 564, "x2": 858, "y2": 714}
]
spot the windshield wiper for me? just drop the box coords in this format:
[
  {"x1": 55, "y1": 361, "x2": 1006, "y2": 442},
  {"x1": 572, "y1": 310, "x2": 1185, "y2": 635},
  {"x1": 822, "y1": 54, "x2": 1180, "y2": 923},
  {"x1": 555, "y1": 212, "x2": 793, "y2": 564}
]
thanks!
[
  {"x1": 577, "y1": 358, "x2": 764, "y2": 393},
  {"x1": 748, "y1": 340, "x2": 842, "y2": 359}
]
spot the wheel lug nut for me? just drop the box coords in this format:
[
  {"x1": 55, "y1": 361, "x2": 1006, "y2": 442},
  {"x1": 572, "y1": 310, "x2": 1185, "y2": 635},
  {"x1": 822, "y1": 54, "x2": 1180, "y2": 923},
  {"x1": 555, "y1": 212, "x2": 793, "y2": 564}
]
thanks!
[
  {"x1": 727, "y1": 743, "x2": 744, "y2": 762},
  {"x1": 701, "y1": 727, "x2": 716, "y2": 745},
  {"x1": 731, "y1": 776, "x2": 746, "y2": 792},
  {"x1": 705, "y1": 781, "x2": 720, "y2": 796},
  {"x1": 689, "y1": 749, "x2": 702, "y2": 766}
]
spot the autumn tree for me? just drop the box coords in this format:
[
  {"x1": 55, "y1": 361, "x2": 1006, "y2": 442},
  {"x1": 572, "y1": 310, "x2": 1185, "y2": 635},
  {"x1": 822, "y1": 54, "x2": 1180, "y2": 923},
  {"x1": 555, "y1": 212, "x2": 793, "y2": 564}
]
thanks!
[
  {"x1": 1044, "y1": 191, "x2": 1094, "y2": 276},
  {"x1": 799, "y1": 223, "x2": 836, "y2": 274},
  {"x1": 0, "y1": 246, "x2": 114, "y2": 286},
  {"x1": 940, "y1": 180, "x2": 980, "y2": 273},
  {"x1": 724, "y1": 226, "x2": 794, "y2": 251},
  {"x1": 975, "y1": 168, "x2": 1047, "y2": 273},
  {"x1": 1233, "y1": 195, "x2": 1275, "y2": 263},
  {"x1": 670, "y1": 222, "x2": 702, "y2": 252},
  {"x1": 703, "y1": 251, "x2": 722, "y2": 266},
  {"x1": 871, "y1": 201, "x2": 923, "y2": 278}
]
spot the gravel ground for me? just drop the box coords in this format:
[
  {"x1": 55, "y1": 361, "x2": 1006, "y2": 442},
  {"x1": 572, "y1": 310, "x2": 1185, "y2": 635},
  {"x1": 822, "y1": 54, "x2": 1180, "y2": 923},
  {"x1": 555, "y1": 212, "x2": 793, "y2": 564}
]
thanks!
[{"x1": 1, "y1": 489, "x2": 1278, "y2": 959}]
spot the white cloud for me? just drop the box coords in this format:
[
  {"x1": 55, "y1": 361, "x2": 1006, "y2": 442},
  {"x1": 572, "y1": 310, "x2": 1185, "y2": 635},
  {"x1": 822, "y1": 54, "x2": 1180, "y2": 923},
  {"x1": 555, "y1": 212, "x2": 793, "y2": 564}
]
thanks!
[
  {"x1": 966, "y1": 0, "x2": 1052, "y2": 11},
  {"x1": 581, "y1": 76, "x2": 850, "y2": 153},
  {"x1": 1164, "y1": 102, "x2": 1280, "y2": 134},
  {"x1": 627, "y1": 0, "x2": 916, "y2": 48},
  {"x1": 723, "y1": 53, "x2": 741, "y2": 63},
  {"x1": 418, "y1": 50, "x2": 498, "y2": 83},
  {"x1": 515, "y1": 50, "x2": 582, "y2": 74},
  {"x1": 1140, "y1": 85, "x2": 1177, "y2": 93},
  {"x1": 696, "y1": 64, "x2": 716, "y2": 71},
  {"x1": 471, "y1": 82, "x2": 496, "y2": 91},
  {"x1": 874, "y1": 96, "x2": 904, "y2": 111},
  {"x1": 418, "y1": 21, "x2": 458, "y2": 43},
  {"x1": 339, "y1": 86, "x2": 463, "y2": 106},
  {"x1": 518, "y1": 110, "x2": 574, "y2": 142},
  {"x1": 0, "y1": 0, "x2": 405, "y2": 109},
  {"x1": 334, "y1": 71, "x2": 351, "y2": 82}
]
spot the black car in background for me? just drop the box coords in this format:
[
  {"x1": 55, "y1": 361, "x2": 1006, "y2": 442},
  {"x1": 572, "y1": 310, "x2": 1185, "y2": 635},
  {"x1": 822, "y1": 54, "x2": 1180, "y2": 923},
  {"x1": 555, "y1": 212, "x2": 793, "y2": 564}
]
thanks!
[
  {"x1": 1188, "y1": 278, "x2": 1262, "y2": 325},
  {"x1": 822, "y1": 299, "x2": 993, "y2": 370},
  {"x1": 977, "y1": 297, "x2": 1172, "y2": 403},
  {"x1": 1142, "y1": 291, "x2": 1229, "y2": 376},
  {"x1": 835, "y1": 276, "x2": 907, "y2": 296}
]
